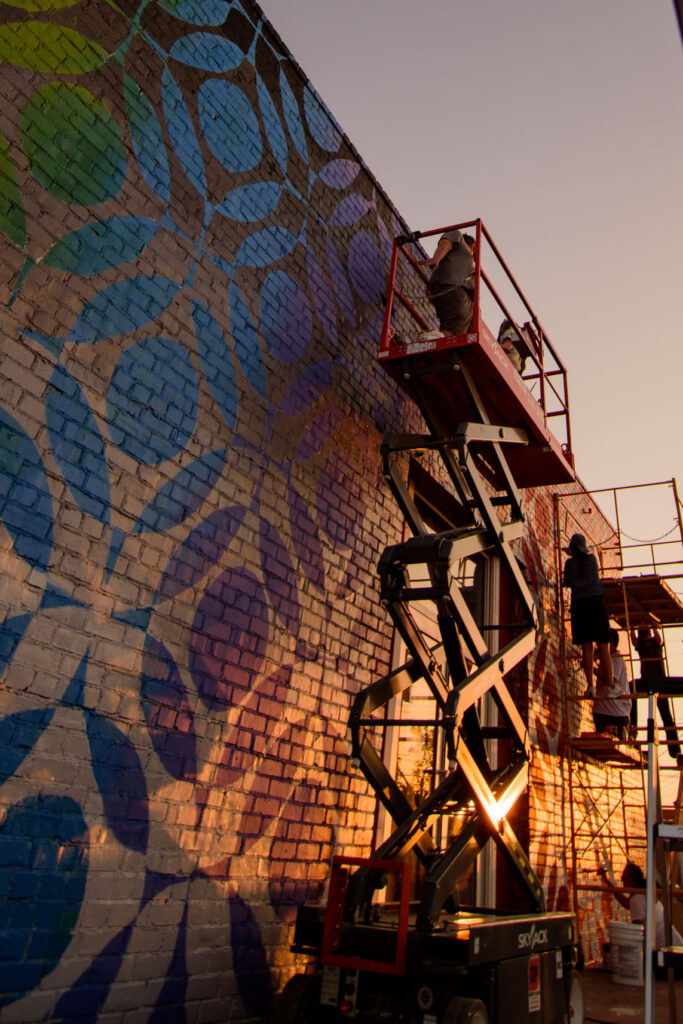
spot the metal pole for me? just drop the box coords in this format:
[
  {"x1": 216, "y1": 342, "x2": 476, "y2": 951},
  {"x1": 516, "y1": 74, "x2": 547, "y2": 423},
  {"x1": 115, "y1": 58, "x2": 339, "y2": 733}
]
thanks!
[{"x1": 644, "y1": 694, "x2": 657, "y2": 1024}]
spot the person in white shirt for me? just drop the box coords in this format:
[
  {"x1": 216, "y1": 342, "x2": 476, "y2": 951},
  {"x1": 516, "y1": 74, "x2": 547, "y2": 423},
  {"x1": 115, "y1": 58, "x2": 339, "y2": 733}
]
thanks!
[{"x1": 593, "y1": 629, "x2": 631, "y2": 738}]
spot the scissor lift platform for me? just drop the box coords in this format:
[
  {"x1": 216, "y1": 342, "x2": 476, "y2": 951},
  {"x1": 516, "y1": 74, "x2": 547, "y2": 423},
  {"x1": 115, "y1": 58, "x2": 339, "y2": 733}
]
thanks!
[{"x1": 379, "y1": 219, "x2": 575, "y2": 489}]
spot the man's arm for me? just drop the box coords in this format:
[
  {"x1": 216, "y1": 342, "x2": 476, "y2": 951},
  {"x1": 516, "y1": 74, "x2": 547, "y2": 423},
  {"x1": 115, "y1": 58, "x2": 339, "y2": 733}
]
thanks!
[{"x1": 421, "y1": 236, "x2": 453, "y2": 272}]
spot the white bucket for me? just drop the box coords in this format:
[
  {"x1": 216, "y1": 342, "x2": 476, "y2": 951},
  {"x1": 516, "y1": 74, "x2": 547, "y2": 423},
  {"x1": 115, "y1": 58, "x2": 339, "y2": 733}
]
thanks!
[{"x1": 609, "y1": 920, "x2": 644, "y2": 986}]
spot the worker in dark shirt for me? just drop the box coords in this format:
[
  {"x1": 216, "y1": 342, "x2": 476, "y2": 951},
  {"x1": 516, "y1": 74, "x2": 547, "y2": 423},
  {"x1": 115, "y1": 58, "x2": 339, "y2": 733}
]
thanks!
[
  {"x1": 630, "y1": 626, "x2": 681, "y2": 760},
  {"x1": 422, "y1": 229, "x2": 476, "y2": 334}
]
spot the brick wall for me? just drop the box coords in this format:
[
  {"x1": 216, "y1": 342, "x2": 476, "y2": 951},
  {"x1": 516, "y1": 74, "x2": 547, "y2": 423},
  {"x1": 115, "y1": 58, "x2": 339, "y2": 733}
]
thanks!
[{"x1": 0, "y1": 1, "x2": 642, "y2": 1019}]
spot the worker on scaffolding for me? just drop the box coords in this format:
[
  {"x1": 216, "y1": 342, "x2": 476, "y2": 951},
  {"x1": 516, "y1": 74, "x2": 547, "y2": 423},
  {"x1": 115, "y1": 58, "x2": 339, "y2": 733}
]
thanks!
[
  {"x1": 562, "y1": 533, "x2": 613, "y2": 693},
  {"x1": 421, "y1": 229, "x2": 476, "y2": 334},
  {"x1": 630, "y1": 625, "x2": 682, "y2": 763},
  {"x1": 593, "y1": 629, "x2": 630, "y2": 738}
]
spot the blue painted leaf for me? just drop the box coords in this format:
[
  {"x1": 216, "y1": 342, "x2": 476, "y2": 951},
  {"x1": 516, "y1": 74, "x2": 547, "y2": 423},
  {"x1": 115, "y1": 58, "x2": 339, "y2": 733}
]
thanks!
[
  {"x1": 42, "y1": 216, "x2": 159, "y2": 274},
  {"x1": 170, "y1": 31, "x2": 242, "y2": 70},
  {"x1": 0, "y1": 128, "x2": 26, "y2": 247},
  {"x1": 158, "y1": 0, "x2": 230, "y2": 25},
  {"x1": 347, "y1": 230, "x2": 386, "y2": 306},
  {"x1": 106, "y1": 336, "x2": 199, "y2": 466},
  {"x1": 86, "y1": 712, "x2": 149, "y2": 853},
  {"x1": 236, "y1": 225, "x2": 298, "y2": 268},
  {"x1": 228, "y1": 284, "x2": 266, "y2": 398},
  {"x1": 229, "y1": 894, "x2": 274, "y2": 1018},
  {"x1": 329, "y1": 193, "x2": 373, "y2": 228},
  {"x1": 191, "y1": 300, "x2": 238, "y2": 428},
  {"x1": 318, "y1": 158, "x2": 360, "y2": 190},
  {"x1": 161, "y1": 67, "x2": 206, "y2": 196},
  {"x1": 259, "y1": 518, "x2": 299, "y2": 633},
  {"x1": 0, "y1": 708, "x2": 54, "y2": 785},
  {"x1": 256, "y1": 74, "x2": 287, "y2": 175},
  {"x1": 149, "y1": 902, "x2": 189, "y2": 1023},
  {"x1": 52, "y1": 921, "x2": 134, "y2": 1023},
  {"x1": 326, "y1": 236, "x2": 356, "y2": 325},
  {"x1": 294, "y1": 407, "x2": 345, "y2": 462},
  {"x1": 306, "y1": 249, "x2": 337, "y2": 343},
  {"x1": 60, "y1": 650, "x2": 88, "y2": 708},
  {"x1": 303, "y1": 88, "x2": 341, "y2": 152},
  {"x1": 279, "y1": 69, "x2": 307, "y2": 162},
  {"x1": 0, "y1": 795, "x2": 88, "y2": 1009},
  {"x1": 68, "y1": 276, "x2": 181, "y2": 344},
  {"x1": 215, "y1": 181, "x2": 281, "y2": 222},
  {"x1": 133, "y1": 448, "x2": 228, "y2": 535},
  {"x1": 124, "y1": 75, "x2": 171, "y2": 204},
  {"x1": 141, "y1": 637, "x2": 197, "y2": 782},
  {"x1": 279, "y1": 360, "x2": 332, "y2": 417},
  {"x1": 156, "y1": 504, "x2": 245, "y2": 602},
  {"x1": 46, "y1": 364, "x2": 111, "y2": 525},
  {"x1": 0, "y1": 407, "x2": 53, "y2": 572},
  {"x1": 288, "y1": 484, "x2": 325, "y2": 594},
  {"x1": 0, "y1": 613, "x2": 32, "y2": 675},
  {"x1": 199, "y1": 80, "x2": 261, "y2": 173}
]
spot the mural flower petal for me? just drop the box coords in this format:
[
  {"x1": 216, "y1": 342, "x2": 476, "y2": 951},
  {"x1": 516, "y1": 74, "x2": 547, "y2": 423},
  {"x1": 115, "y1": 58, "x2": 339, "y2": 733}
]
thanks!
[
  {"x1": 0, "y1": 795, "x2": 88, "y2": 1007},
  {"x1": 259, "y1": 517, "x2": 299, "y2": 632},
  {"x1": 318, "y1": 158, "x2": 360, "y2": 190},
  {"x1": 43, "y1": 216, "x2": 160, "y2": 275},
  {"x1": 46, "y1": 364, "x2": 111, "y2": 525},
  {"x1": 68, "y1": 276, "x2": 181, "y2": 344},
  {"x1": 170, "y1": 31, "x2": 242, "y2": 71},
  {"x1": 288, "y1": 484, "x2": 325, "y2": 594},
  {"x1": 347, "y1": 230, "x2": 386, "y2": 306},
  {"x1": 21, "y1": 83, "x2": 126, "y2": 206},
  {"x1": 0, "y1": 613, "x2": 33, "y2": 675},
  {"x1": 156, "y1": 504, "x2": 245, "y2": 602},
  {"x1": 235, "y1": 225, "x2": 298, "y2": 269},
  {"x1": 52, "y1": 921, "x2": 134, "y2": 1022},
  {"x1": 161, "y1": 67, "x2": 207, "y2": 196},
  {"x1": 256, "y1": 75, "x2": 287, "y2": 175},
  {"x1": 141, "y1": 637, "x2": 197, "y2": 782},
  {"x1": 278, "y1": 360, "x2": 332, "y2": 417},
  {"x1": 0, "y1": 406, "x2": 54, "y2": 572},
  {"x1": 132, "y1": 448, "x2": 228, "y2": 535},
  {"x1": 85, "y1": 712, "x2": 149, "y2": 853},
  {"x1": 124, "y1": 75, "x2": 171, "y2": 204},
  {"x1": 199, "y1": 80, "x2": 261, "y2": 173},
  {"x1": 189, "y1": 567, "x2": 269, "y2": 709},
  {"x1": 0, "y1": 21, "x2": 108, "y2": 73},
  {"x1": 305, "y1": 248, "x2": 337, "y2": 343},
  {"x1": 215, "y1": 182, "x2": 282, "y2": 223},
  {"x1": 303, "y1": 88, "x2": 341, "y2": 153},
  {"x1": 259, "y1": 271, "x2": 312, "y2": 364},
  {"x1": 279, "y1": 70, "x2": 307, "y2": 162},
  {"x1": 326, "y1": 236, "x2": 356, "y2": 325},
  {"x1": 191, "y1": 300, "x2": 238, "y2": 428},
  {"x1": 228, "y1": 283, "x2": 267, "y2": 397},
  {"x1": 329, "y1": 193, "x2": 373, "y2": 228}
]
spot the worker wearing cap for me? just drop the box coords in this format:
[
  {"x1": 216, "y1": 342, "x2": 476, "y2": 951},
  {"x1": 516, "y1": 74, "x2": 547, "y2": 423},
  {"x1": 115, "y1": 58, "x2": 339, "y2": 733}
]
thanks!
[
  {"x1": 422, "y1": 230, "x2": 476, "y2": 334},
  {"x1": 563, "y1": 533, "x2": 613, "y2": 694}
]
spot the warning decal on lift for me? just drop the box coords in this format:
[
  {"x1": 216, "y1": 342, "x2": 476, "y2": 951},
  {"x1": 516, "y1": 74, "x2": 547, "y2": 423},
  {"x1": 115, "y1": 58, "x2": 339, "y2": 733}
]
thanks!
[{"x1": 528, "y1": 954, "x2": 541, "y2": 1013}]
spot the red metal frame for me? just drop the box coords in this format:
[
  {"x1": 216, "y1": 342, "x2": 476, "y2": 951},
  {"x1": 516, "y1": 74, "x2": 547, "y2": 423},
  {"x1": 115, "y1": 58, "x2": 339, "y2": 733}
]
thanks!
[
  {"x1": 378, "y1": 219, "x2": 574, "y2": 487},
  {"x1": 320, "y1": 856, "x2": 412, "y2": 975}
]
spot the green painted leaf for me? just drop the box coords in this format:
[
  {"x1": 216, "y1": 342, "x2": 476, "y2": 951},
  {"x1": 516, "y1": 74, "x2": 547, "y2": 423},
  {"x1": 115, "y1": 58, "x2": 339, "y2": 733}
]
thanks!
[
  {"x1": 2, "y1": 0, "x2": 79, "y2": 9},
  {"x1": 0, "y1": 22, "x2": 109, "y2": 73},
  {"x1": 43, "y1": 216, "x2": 159, "y2": 274},
  {"x1": 0, "y1": 131, "x2": 25, "y2": 247}
]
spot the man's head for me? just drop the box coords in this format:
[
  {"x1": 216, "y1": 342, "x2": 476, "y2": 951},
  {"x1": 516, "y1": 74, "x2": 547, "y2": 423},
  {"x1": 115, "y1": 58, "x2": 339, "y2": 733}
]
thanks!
[
  {"x1": 463, "y1": 233, "x2": 475, "y2": 254},
  {"x1": 637, "y1": 627, "x2": 652, "y2": 640},
  {"x1": 621, "y1": 862, "x2": 645, "y2": 889},
  {"x1": 610, "y1": 628, "x2": 619, "y2": 651}
]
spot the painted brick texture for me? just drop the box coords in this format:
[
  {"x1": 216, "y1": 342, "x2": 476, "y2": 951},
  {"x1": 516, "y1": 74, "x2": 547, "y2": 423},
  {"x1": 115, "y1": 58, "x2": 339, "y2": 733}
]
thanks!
[{"x1": 0, "y1": 0, "x2": 641, "y2": 1019}]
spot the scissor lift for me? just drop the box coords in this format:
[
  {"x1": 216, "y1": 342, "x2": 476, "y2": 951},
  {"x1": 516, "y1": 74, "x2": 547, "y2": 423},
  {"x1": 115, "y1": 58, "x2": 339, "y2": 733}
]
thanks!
[{"x1": 279, "y1": 221, "x2": 582, "y2": 1023}]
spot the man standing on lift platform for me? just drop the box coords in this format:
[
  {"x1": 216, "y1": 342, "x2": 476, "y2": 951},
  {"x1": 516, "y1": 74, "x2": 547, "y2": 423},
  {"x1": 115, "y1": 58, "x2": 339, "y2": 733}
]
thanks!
[{"x1": 422, "y1": 229, "x2": 476, "y2": 334}]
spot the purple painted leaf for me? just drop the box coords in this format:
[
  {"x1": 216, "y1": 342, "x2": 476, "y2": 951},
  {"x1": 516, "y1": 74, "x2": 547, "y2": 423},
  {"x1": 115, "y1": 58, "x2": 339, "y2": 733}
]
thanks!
[
  {"x1": 288, "y1": 484, "x2": 325, "y2": 594},
  {"x1": 156, "y1": 505, "x2": 245, "y2": 603},
  {"x1": 329, "y1": 193, "x2": 373, "y2": 227},
  {"x1": 347, "y1": 231, "x2": 386, "y2": 306},
  {"x1": 259, "y1": 518, "x2": 299, "y2": 633},
  {"x1": 141, "y1": 636, "x2": 197, "y2": 782},
  {"x1": 294, "y1": 407, "x2": 345, "y2": 462},
  {"x1": 318, "y1": 158, "x2": 360, "y2": 190},
  {"x1": 278, "y1": 360, "x2": 332, "y2": 417},
  {"x1": 133, "y1": 448, "x2": 228, "y2": 535},
  {"x1": 85, "y1": 712, "x2": 149, "y2": 853},
  {"x1": 326, "y1": 236, "x2": 356, "y2": 326},
  {"x1": 305, "y1": 248, "x2": 337, "y2": 343},
  {"x1": 229, "y1": 894, "x2": 274, "y2": 1018},
  {"x1": 316, "y1": 450, "x2": 365, "y2": 551},
  {"x1": 189, "y1": 567, "x2": 269, "y2": 709}
]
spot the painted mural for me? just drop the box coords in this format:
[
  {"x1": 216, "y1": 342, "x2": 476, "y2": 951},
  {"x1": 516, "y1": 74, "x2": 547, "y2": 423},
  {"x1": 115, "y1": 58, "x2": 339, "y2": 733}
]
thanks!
[{"x1": 0, "y1": 0, "x2": 420, "y2": 1019}]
